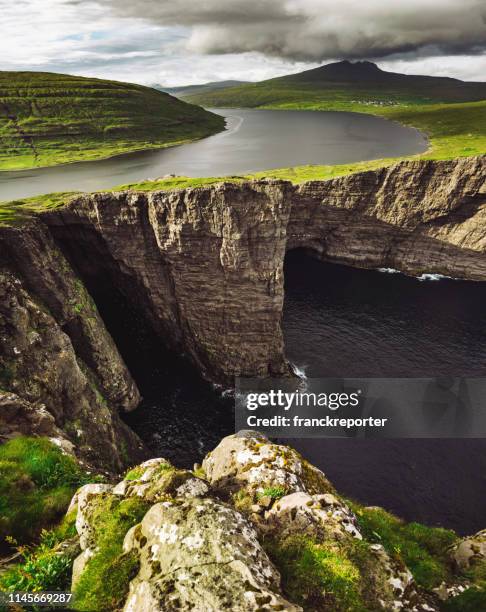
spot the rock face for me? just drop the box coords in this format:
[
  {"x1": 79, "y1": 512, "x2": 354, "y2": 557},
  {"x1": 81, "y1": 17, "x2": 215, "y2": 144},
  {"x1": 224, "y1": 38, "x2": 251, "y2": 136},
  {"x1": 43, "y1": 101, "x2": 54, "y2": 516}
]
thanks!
[
  {"x1": 68, "y1": 432, "x2": 448, "y2": 611},
  {"x1": 0, "y1": 156, "x2": 484, "y2": 458},
  {"x1": 0, "y1": 221, "x2": 146, "y2": 471},
  {"x1": 122, "y1": 498, "x2": 299, "y2": 612},
  {"x1": 40, "y1": 155, "x2": 485, "y2": 383}
]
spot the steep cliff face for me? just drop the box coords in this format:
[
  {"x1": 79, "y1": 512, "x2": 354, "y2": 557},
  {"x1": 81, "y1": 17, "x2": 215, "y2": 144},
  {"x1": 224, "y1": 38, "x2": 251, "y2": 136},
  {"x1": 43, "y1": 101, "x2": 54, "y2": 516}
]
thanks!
[
  {"x1": 41, "y1": 155, "x2": 485, "y2": 384},
  {"x1": 1, "y1": 156, "x2": 484, "y2": 435},
  {"x1": 291, "y1": 156, "x2": 486, "y2": 279},
  {"x1": 44, "y1": 182, "x2": 295, "y2": 382},
  {"x1": 0, "y1": 220, "x2": 147, "y2": 471}
]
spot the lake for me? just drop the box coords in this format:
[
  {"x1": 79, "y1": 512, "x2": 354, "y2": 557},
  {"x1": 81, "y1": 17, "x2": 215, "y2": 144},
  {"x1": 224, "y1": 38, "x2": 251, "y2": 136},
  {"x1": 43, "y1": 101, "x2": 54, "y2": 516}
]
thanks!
[{"x1": 0, "y1": 108, "x2": 427, "y2": 201}]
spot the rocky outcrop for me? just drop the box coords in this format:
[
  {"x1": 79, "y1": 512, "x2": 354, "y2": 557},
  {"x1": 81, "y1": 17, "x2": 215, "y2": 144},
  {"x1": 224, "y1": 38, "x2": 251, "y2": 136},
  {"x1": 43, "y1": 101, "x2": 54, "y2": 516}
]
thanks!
[
  {"x1": 66, "y1": 432, "x2": 471, "y2": 611},
  {"x1": 39, "y1": 155, "x2": 485, "y2": 383},
  {"x1": 0, "y1": 221, "x2": 147, "y2": 471},
  {"x1": 450, "y1": 529, "x2": 486, "y2": 572},
  {"x1": 122, "y1": 497, "x2": 299, "y2": 612}
]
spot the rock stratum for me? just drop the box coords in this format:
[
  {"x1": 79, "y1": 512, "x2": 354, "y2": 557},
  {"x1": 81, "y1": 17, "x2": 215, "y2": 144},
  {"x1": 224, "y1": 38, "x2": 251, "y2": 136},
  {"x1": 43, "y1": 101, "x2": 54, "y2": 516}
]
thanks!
[{"x1": 0, "y1": 155, "x2": 485, "y2": 467}]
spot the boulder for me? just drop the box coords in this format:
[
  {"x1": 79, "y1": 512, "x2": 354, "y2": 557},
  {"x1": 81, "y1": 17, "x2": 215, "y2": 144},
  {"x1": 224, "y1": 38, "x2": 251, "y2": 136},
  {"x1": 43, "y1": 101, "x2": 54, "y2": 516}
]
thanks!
[
  {"x1": 202, "y1": 431, "x2": 334, "y2": 500},
  {"x1": 122, "y1": 497, "x2": 300, "y2": 611},
  {"x1": 266, "y1": 491, "x2": 362, "y2": 541},
  {"x1": 451, "y1": 529, "x2": 486, "y2": 571}
]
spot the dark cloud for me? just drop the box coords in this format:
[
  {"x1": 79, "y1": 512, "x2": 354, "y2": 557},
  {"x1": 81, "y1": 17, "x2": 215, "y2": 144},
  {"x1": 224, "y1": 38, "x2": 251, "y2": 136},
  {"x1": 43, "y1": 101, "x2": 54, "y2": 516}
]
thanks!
[{"x1": 102, "y1": 0, "x2": 486, "y2": 61}]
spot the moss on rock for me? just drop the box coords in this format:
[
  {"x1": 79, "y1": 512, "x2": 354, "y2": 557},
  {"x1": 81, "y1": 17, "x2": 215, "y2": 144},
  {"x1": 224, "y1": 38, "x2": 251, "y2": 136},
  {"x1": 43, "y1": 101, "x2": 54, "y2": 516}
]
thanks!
[
  {"x1": 350, "y1": 503, "x2": 458, "y2": 590},
  {"x1": 265, "y1": 534, "x2": 366, "y2": 611},
  {"x1": 73, "y1": 495, "x2": 150, "y2": 611}
]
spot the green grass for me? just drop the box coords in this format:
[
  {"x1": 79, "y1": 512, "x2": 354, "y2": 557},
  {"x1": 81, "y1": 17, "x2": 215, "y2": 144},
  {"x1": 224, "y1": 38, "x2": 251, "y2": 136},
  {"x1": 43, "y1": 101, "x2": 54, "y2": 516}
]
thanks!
[
  {"x1": 0, "y1": 71, "x2": 225, "y2": 170},
  {"x1": 112, "y1": 175, "x2": 236, "y2": 193},
  {"x1": 0, "y1": 511, "x2": 78, "y2": 593},
  {"x1": 256, "y1": 486, "x2": 287, "y2": 501},
  {"x1": 0, "y1": 437, "x2": 97, "y2": 546},
  {"x1": 349, "y1": 503, "x2": 458, "y2": 589},
  {"x1": 265, "y1": 535, "x2": 367, "y2": 612},
  {"x1": 73, "y1": 495, "x2": 150, "y2": 611},
  {"x1": 0, "y1": 191, "x2": 77, "y2": 225}
]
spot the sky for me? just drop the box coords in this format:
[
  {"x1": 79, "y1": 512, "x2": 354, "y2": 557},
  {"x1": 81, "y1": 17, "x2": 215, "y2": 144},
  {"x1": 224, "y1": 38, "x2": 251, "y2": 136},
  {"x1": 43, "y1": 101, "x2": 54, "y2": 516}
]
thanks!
[{"x1": 1, "y1": 0, "x2": 485, "y2": 86}]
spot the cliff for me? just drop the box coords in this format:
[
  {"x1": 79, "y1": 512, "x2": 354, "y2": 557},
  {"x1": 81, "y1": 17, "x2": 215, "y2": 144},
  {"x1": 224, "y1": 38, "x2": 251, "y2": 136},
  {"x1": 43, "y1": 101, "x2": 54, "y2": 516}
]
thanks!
[
  {"x1": 43, "y1": 155, "x2": 486, "y2": 384},
  {"x1": 0, "y1": 155, "x2": 484, "y2": 466},
  {"x1": 0, "y1": 219, "x2": 147, "y2": 472}
]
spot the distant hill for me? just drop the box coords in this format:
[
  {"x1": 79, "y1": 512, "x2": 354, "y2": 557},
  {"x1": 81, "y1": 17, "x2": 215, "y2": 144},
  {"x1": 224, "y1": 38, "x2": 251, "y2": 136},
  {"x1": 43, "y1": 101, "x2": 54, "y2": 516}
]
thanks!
[
  {"x1": 183, "y1": 60, "x2": 486, "y2": 108},
  {"x1": 156, "y1": 80, "x2": 250, "y2": 98},
  {"x1": 0, "y1": 72, "x2": 225, "y2": 170}
]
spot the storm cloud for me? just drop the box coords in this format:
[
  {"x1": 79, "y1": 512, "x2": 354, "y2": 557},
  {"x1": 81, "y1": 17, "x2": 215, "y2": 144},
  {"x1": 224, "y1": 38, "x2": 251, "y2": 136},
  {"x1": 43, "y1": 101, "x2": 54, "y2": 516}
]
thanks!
[{"x1": 102, "y1": 0, "x2": 486, "y2": 61}]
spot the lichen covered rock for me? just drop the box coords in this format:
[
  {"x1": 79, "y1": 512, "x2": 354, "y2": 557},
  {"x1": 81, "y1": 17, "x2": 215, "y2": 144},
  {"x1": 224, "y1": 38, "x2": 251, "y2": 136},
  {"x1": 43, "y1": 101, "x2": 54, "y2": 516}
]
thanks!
[
  {"x1": 70, "y1": 451, "x2": 299, "y2": 611},
  {"x1": 202, "y1": 431, "x2": 334, "y2": 501},
  {"x1": 66, "y1": 433, "x2": 484, "y2": 611},
  {"x1": 450, "y1": 529, "x2": 486, "y2": 571},
  {"x1": 123, "y1": 497, "x2": 299, "y2": 611},
  {"x1": 266, "y1": 491, "x2": 362, "y2": 541}
]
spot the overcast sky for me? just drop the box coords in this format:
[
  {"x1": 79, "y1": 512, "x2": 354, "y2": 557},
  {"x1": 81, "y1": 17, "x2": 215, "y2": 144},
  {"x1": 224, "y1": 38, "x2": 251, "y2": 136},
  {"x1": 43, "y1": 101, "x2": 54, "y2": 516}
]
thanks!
[{"x1": 1, "y1": 0, "x2": 485, "y2": 86}]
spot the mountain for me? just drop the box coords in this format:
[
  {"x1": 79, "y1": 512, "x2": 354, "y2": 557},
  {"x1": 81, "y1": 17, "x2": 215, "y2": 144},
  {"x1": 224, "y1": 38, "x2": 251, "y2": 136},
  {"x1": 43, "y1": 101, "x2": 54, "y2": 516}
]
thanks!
[
  {"x1": 182, "y1": 60, "x2": 486, "y2": 108},
  {"x1": 0, "y1": 72, "x2": 225, "y2": 170},
  {"x1": 156, "y1": 80, "x2": 250, "y2": 98}
]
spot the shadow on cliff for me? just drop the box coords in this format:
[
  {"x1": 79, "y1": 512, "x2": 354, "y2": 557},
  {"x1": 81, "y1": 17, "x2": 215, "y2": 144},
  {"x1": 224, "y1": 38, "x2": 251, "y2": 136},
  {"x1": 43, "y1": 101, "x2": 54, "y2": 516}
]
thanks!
[{"x1": 72, "y1": 273, "x2": 233, "y2": 468}]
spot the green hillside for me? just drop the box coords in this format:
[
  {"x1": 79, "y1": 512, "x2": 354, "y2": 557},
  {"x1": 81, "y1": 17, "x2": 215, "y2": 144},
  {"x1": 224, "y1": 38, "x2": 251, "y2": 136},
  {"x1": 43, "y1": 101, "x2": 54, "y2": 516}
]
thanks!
[
  {"x1": 0, "y1": 72, "x2": 225, "y2": 170},
  {"x1": 184, "y1": 61, "x2": 486, "y2": 108},
  {"x1": 160, "y1": 80, "x2": 249, "y2": 97}
]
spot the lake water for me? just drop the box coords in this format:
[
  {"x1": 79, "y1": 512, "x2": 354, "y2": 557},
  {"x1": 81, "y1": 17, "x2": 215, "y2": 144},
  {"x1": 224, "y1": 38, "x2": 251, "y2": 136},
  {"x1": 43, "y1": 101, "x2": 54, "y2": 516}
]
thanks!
[
  {"x1": 116, "y1": 252, "x2": 486, "y2": 535},
  {"x1": 0, "y1": 108, "x2": 427, "y2": 201}
]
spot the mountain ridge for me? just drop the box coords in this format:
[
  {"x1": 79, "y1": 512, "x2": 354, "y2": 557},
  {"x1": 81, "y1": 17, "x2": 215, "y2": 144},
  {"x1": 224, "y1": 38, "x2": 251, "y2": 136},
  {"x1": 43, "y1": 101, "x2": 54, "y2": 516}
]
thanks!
[{"x1": 180, "y1": 60, "x2": 486, "y2": 106}]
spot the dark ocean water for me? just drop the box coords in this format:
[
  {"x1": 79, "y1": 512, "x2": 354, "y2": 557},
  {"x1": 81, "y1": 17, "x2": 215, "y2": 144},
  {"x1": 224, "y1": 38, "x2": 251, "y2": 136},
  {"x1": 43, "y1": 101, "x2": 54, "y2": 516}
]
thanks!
[
  {"x1": 109, "y1": 251, "x2": 486, "y2": 534},
  {"x1": 282, "y1": 251, "x2": 486, "y2": 535}
]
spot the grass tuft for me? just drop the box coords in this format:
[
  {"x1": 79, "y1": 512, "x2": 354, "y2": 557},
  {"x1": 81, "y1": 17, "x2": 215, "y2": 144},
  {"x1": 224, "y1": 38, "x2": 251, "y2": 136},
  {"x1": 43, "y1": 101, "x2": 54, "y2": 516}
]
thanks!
[
  {"x1": 0, "y1": 436, "x2": 98, "y2": 546},
  {"x1": 349, "y1": 503, "x2": 458, "y2": 589}
]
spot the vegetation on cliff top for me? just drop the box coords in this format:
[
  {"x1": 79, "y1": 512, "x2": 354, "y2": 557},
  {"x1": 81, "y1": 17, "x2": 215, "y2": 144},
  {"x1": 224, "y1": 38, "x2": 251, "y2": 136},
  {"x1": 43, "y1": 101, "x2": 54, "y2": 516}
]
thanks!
[
  {"x1": 350, "y1": 503, "x2": 458, "y2": 589},
  {"x1": 0, "y1": 71, "x2": 225, "y2": 170}
]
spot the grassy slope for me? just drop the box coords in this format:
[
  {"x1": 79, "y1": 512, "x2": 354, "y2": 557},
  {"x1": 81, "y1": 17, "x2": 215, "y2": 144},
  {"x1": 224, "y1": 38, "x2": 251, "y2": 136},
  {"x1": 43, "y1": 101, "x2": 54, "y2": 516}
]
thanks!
[
  {"x1": 0, "y1": 72, "x2": 225, "y2": 170},
  {"x1": 0, "y1": 437, "x2": 96, "y2": 546},
  {"x1": 184, "y1": 63, "x2": 486, "y2": 175}
]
